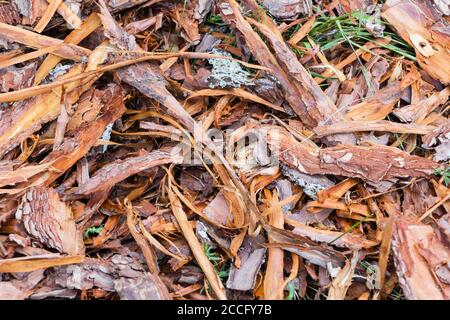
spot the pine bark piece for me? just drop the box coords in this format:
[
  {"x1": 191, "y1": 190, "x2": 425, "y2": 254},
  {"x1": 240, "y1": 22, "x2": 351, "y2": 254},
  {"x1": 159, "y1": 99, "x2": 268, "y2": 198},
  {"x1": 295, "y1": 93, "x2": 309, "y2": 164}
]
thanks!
[
  {"x1": 0, "y1": 254, "x2": 84, "y2": 273},
  {"x1": 266, "y1": 127, "x2": 438, "y2": 186},
  {"x1": 249, "y1": 18, "x2": 343, "y2": 127},
  {"x1": 54, "y1": 255, "x2": 172, "y2": 300},
  {"x1": 263, "y1": 224, "x2": 346, "y2": 268},
  {"x1": 0, "y1": 270, "x2": 44, "y2": 300},
  {"x1": 114, "y1": 274, "x2": 171, "y2": 300},
  {"x1": 437, "y1": 214, "x2": 450, "y2": 243},
  {"x1": 0, "y1": 22, "x2": 90, "y2": 61},
  {"x1": 71, "y1": 148, "x2": 183, "y2": 197},
  {"x1": 13, "y1": 0, "x2": 42, "y2": 25},
  {"x1": 203, "y1": 191, "x2": 233, "y2": 225},
  {"x1": 287, "y1": 219, "x2": 379, "y2": 249},
  {"x1": 0, "y1": 162, "x2": 53, "y2": 188},
  {"x1": 346, "y1": 79, "x2": 411, "y2": 121},
  {"x1": 422, "y1": 119, "x2": 450, "y2": 162},
  {"x1": 0, "y1": 64, "x2": 83, "y2": 159},
  {"x1": 106, "y1": 0, "x2": 149, "y2": 11},
  {"x1": 0, "y1": 3, "x2": 20, "y2": 24},
  {"x1": 226, "y1": 0, "x2": 354, "y2": 145},
  {"x1": 15, "y1": 186, "x2": 85, "y2": 255},
  {"x1": 382, "y1": 0, "x2": 450, "y2": 84},
  {"x1": 40, "y1": 84, "x2": 126, "y2": 185},
  {"x1": 0, "y1": 62, "x2": 37, "y2": 92},
  {"x1": 314, "y1": 120, "x2": 435, "y2": 137},
  {"x1": 262, "y1": 0, "x2": 312, "y2": 20},
  {"x1": 226, "y1": 235, "x2": 266, "y2": 291},
  {"x1": 392, "y1": 217, "x2": 450, "y2": 300},
  {"x1": 394, "y1": 87, "x2": 450, "y2": 123}
]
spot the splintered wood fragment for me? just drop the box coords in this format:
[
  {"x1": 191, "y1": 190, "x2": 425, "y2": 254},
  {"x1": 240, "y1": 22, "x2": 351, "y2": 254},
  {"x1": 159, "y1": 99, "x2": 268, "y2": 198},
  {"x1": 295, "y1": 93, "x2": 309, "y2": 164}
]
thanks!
[
  {"x1": 0, "y1": 255, "x2": 84, "y2": 273},
  {"x1": 0, "y1": 3, "x2": 20, "y2": 24},
  {"x1": 288, "y1": 15, "x2": 316, "y2": 45},
  {"x1": 116, "y1": 63, "x2": 195, "y2": 129},
  {"x1": 263, "y1": 224, "x2": 346, "y2": 268},
  {"x1": 15, "y1": 186, "x2": 85, "y2": 255},
  {"x1": 34, "y1": 12, "x2": 102, "y2": 85},
  {"x1": 393, "y1": 87, "x2": 450, "y2": 123},
  {"x1": 346, "y1": 78, "x2": 414, "y2": 121},
  {"x1": 263, "y1": 190, "x2": 285, "y2": 300},
  {"x1": 41, "y1": 84, "x2": 125, "y2": 185},
  {"x1": 266, "y1": 127, "x2": 438, "y2": 186},
  {"x1": 327, "y1": 251, "x2": 361, "y2": 300},
  {"x1": 48, "y1": 0, "x2": 82, "y2": 29},
  {"x1": 317, "y1": 38, "x2": 391, "y2": 84},
  {"x1": 0, "y1": 162, "x2": 53, "y2": 187},
  {"x1": 392, "y1": 217, "x2": 450, "y2": 299},
  {"x1": 314, "y1": 120, "x2": 435, "y2": 137},
  {"x1": 34, "y1": 0, "x2": 63, "y2": 33},
  {"x1": 126, "y1": 203, "x2": 159, "y2": 274},
  {"x1": 286, "y1": 218, "x2": 379, "y2": 249},
  {"x1": 382, "y1": 0, "x2": 450, "y2": 84},
  {"x1": 226, "y1": 235, "x2": 266, "y2": 291},
  {"x1": 0, "y1": 22, "x2": 90, "y2": 61},
  {"x1": 71, "y1": 147, "x2": 183, "y2": 197},
  {"x1": 188, "y1": 88, "x2": 285, "y2": 112},
  {"x1": 0, "y1": 44, "x2": 61, "y2": 70},
  {"x1": 317, "y1": 178, "x2": 358, "y2": 203},
  {"x1": 0, "y1": 64, "x2": 83, "y2": 159},
  {"x1": 167, "y1": 185, "x2": 228, "y2": 300},
  {"x1": 0, "y1": 41, "x2": 110, "y2": 159},
  {"x1": 378, "y1": 216, "x2": 394, "y2": 292},
  {"x1": 0, "y1": 62, "x2": 37, "y2": 92}
]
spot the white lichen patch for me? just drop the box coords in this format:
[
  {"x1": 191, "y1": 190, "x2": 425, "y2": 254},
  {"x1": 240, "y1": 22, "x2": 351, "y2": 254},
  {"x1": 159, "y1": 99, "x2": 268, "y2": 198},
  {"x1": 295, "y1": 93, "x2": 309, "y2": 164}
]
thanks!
[
  {"x1": 100, "y1": 123, "x2": 114, "y2": 153},
  {"x1": 48, "y1": 63, "x2": 74, "y2": 82},
  {"x1": 207, "y1": 48, "x2": 252, "y2": 88},
  {"x1": 281, "y1": 165, "x2": 334, "y2": 200}
]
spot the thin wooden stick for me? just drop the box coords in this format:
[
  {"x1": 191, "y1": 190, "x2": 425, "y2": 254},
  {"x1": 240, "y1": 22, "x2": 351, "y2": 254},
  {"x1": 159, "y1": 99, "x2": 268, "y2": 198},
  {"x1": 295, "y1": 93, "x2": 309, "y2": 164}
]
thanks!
[
  {"x1": 0, "y1": 44, "x2": 61, "y2": 70},
  {"x1": 417, "y1": 192, "x2": 450, "y2": 222},
  {"x1": 167, "y1": 176, "x2": 227, "y2": 300},
  {"x1": 35, "y1": 13, "x2": 102, "y2": 84},
  {"x1": 0, "y1": 22, "x2": 90, "y2": 60},
  {"x1": 34, "y1": 0, "x2": 63, "y2": 33}
]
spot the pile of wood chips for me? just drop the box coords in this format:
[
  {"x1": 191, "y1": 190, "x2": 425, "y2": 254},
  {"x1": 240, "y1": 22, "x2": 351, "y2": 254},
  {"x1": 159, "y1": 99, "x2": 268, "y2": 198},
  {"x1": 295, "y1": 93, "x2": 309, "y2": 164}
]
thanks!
[{"x1": 0, "y1": 0, "x2": 449, "y2": 300}]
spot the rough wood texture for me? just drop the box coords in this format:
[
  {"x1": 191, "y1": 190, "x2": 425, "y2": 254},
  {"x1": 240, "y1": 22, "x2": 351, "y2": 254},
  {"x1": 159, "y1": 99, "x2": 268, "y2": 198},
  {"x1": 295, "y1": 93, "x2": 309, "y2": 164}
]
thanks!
[
  {"x1": 266, "y1": 127, "x2": 438, "y2": 186},
  {"x1": 382, "y1": 0, "x2": 450, "y2": 84},
  {"x1": 15, "y1": 186, "x2": 85, "y2": 255},
  {"x1": 392, "y1": 217, "x2": 450, "y2": 300}
]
